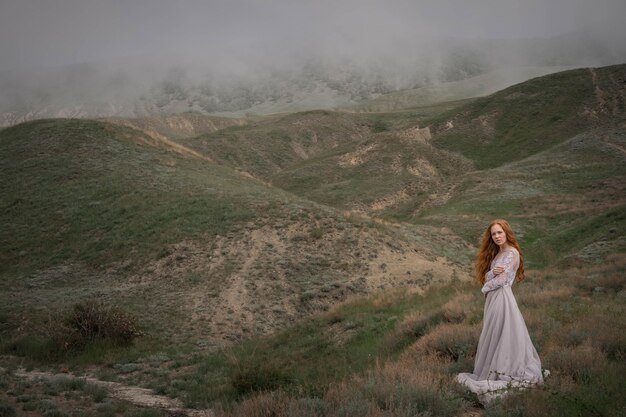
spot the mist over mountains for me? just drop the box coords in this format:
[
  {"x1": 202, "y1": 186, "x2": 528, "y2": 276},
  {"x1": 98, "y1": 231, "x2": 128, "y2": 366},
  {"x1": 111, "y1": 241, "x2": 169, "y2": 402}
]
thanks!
[
  {"x1": 1, "y1": 30, "x2": 624, "y2": 126},
  {"x1": 2, "y1": 0, "x2": 625, "y2": 125}
]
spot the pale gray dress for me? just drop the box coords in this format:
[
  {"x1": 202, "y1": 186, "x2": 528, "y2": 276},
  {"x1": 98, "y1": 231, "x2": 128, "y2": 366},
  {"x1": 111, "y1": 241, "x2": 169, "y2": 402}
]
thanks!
[{"x1": 456, "y1": 248, "x2": 544, "y2": 403}]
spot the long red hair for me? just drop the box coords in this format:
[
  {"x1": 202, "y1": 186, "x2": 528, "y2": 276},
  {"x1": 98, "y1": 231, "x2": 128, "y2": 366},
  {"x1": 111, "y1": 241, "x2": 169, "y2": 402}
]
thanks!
[{"x1": 475, "y1": 219, "x2": 525, "y2": 285}]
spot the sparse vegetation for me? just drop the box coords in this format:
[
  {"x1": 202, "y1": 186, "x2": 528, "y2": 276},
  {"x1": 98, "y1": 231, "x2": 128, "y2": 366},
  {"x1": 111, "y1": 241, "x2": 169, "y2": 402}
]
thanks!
[
  {"x1": 0, "y1": 65, "x2": 624, "y2": 415},
  {"x1": 431, "y1": 65, "x2": 625, "y2": 169},
  {"x1": 3, "y1": 300, "x2": 140, "y2": 362},
  {"x1": 56, "y1": 300, "x2": 141, "y2": 351}
]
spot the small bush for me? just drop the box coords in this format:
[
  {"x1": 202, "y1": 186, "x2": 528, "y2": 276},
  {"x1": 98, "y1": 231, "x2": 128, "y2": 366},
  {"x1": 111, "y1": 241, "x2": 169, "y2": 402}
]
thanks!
[
  {"x1": 582, "y1": 311, "x2": 626, "y2": 361},
  {"x1": 52, "y1": 300, "x2": 141, "y2": 352},
  {"x1": 5, "y1": 301, "x2": 142, "y2": 360}
]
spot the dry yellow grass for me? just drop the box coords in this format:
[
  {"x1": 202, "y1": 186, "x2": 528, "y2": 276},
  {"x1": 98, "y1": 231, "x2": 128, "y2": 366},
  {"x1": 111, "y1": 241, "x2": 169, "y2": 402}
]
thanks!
[{"x1": 410, "y1": 323, "x2": 481, "y2": 362}]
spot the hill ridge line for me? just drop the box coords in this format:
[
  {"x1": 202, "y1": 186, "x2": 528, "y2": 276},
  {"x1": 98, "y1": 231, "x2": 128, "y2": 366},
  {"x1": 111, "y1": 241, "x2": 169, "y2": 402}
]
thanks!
[{"x1": 105, "y1": 119, "x2": 214, "y2": 162}]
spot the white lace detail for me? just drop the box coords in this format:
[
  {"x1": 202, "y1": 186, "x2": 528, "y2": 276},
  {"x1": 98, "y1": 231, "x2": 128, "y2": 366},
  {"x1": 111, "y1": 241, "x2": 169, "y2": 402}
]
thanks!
[{"x1": 481, "y1": 248, "x2": 519, "y2": 294}]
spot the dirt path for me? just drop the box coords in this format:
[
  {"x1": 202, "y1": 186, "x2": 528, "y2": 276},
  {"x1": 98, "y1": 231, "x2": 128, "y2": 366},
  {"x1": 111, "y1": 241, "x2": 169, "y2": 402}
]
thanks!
[
  {"x1": 589, "y1": 68, "x2": 607, "y2": 111},
  {"x1": 11, "y1": 368, "x2": 214, "y2": 417}
]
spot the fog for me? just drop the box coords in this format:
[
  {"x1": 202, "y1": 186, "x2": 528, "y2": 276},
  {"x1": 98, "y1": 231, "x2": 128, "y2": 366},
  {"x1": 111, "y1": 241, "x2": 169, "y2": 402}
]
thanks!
[{"x1": 1, "y1": 0, "x2": 625, "y2": 121}]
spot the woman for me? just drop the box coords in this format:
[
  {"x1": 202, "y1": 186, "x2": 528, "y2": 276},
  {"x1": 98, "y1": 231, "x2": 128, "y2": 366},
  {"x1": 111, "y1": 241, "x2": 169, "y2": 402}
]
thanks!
[{"x1": 456, "y1": 219, "x2": 544, "y2": 403}]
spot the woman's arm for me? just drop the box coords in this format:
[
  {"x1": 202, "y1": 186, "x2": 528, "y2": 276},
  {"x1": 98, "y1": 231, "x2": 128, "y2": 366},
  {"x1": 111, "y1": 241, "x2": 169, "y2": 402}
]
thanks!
[{"x1": 481, "y1": 250, "x2": 519, "y2": 294}]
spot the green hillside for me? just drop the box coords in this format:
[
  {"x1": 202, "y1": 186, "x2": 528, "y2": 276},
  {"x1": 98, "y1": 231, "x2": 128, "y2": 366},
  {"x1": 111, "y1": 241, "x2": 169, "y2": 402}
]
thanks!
[
  {"x1": 0, "y1": 65, "x2": 625, "y2": 417},
  {"x1": 1, "y1": 117, "x2": 470, "y2": 350},
  {"x1": 0, "y1": 119, "x2": 260, "y2": 276},
  {"x1": 415, "y1": 127, "x2": 626, "y2": 267},
  {"x1": 431, "y1": 64, "x2": 626, "y2": 169},
  {"x1": 175, "y1": 111, "x2": 372, "y2": 178},
  {"x1": 172, "y1": 104, "x2": 472, "y2": 216},
  {"x1": 270, "y1": 131, "x2": 471, "y2": 213},
  {"x1": 249, "y1": 66, "x2": 626, "y2": 266}
]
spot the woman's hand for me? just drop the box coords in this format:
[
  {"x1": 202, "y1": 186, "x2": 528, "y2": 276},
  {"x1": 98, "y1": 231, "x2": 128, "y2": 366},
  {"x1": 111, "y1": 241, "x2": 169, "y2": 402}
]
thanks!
[{"x1": 493, "y1": 266, "x2": 505, "y2": 275}]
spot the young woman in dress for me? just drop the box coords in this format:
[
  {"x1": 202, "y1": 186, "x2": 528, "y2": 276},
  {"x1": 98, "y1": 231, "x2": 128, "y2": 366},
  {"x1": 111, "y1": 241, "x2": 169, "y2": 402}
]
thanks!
[{"x1": 456, "y1": 219, "x2": 544, "y2": 403}]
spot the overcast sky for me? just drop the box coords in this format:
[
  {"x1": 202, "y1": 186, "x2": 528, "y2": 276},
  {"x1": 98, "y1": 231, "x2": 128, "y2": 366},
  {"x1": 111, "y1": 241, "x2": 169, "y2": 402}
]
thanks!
[{"x1": 1, "y1": 0, "x2": 625, "y2": 72}]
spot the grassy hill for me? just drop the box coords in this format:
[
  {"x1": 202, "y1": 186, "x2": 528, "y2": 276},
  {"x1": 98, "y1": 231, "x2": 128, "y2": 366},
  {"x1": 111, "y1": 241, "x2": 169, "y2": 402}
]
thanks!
[
  {"x1": 227, "y1": 65, "x2": 626, "y2": 268},
  {"x1": 175, "y1": 110, "x2": 373, "y2": 179},
  {"x1": 1, "y1": 65, "x2": 625, "y2": 416},
  {"x1": 415, "y1": 127, "x2": 626, "y2": 268},
  {"x1": 172, "y1": 102, "x2": 473, "y2": 217},
  {"x1": 269, "y1": 129, "x2": 471, "y2": 214},
  {"x1": 0, "y1": 118, "x2": 260, "y2": 276},
  {"x1": 431, "y1": 64, "x2": 626, "y2": 169},
  {"x1": 0, "y1": 118, "x2": 469, "y2": 350}
]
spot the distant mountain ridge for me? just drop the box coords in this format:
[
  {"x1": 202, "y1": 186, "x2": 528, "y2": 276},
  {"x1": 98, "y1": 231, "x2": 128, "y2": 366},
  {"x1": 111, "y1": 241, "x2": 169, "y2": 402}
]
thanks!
[
  {"x1": 2, "y1": 29, "x2": 624, "y2": 126},
  {"x1": 0, "y1": 65, "x2": 584, "y2": 127}
]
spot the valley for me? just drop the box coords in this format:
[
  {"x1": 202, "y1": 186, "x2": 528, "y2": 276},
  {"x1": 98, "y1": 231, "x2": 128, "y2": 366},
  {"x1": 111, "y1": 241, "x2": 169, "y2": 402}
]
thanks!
[{"x1": 0, "y1": 64, "x2": 624, "y2": 416}]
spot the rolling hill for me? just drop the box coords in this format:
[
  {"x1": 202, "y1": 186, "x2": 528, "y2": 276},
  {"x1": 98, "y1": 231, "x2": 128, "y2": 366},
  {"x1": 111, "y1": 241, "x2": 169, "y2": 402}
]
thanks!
[
  {"x1": 188, "y1": 65, "x2": 624, "y2": 269},
  {"x1": 0, "y1": 64, "x2": 625, "y2": 416},
  {"x1": 431, "y1": 64, "x2": 626, "y2": 168},
  {"x1": 0, "y1": 118, "x2": 469, "y2": 348}
]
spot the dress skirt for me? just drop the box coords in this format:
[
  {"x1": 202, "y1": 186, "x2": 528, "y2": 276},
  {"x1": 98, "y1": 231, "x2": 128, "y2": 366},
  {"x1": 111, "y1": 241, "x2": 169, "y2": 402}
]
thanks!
[{"x1": 456, "y1": 285, "x2": 543, "y2": 403}]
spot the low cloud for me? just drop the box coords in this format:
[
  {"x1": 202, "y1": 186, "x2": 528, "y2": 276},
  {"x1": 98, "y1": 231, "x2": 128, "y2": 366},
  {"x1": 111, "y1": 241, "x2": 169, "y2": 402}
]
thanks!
[{"x1": 1, "y1": 0, "x2": 625, "y2": 121}]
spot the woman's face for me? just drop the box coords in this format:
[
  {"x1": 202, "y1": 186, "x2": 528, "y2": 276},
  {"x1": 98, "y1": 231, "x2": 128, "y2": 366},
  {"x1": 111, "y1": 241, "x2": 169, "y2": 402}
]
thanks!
[{"x1": 490, "y1": 224, "x2": 507, "y2": 246}]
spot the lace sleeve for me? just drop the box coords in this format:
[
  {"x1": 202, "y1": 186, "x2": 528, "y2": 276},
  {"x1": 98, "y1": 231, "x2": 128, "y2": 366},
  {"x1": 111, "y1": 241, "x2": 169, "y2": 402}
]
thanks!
[{"x1": 481, "y1": 250, "x2": 519, "y2": 294}]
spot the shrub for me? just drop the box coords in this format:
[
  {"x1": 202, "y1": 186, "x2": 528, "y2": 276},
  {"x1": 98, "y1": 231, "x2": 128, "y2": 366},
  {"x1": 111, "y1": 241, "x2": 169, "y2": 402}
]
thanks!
[
  {"x1": 5, "y1": 301, "x2": 142, "y2": 360},
  {"x1": 52, "y1": 300, "x2": 141, "y2": 352}
]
